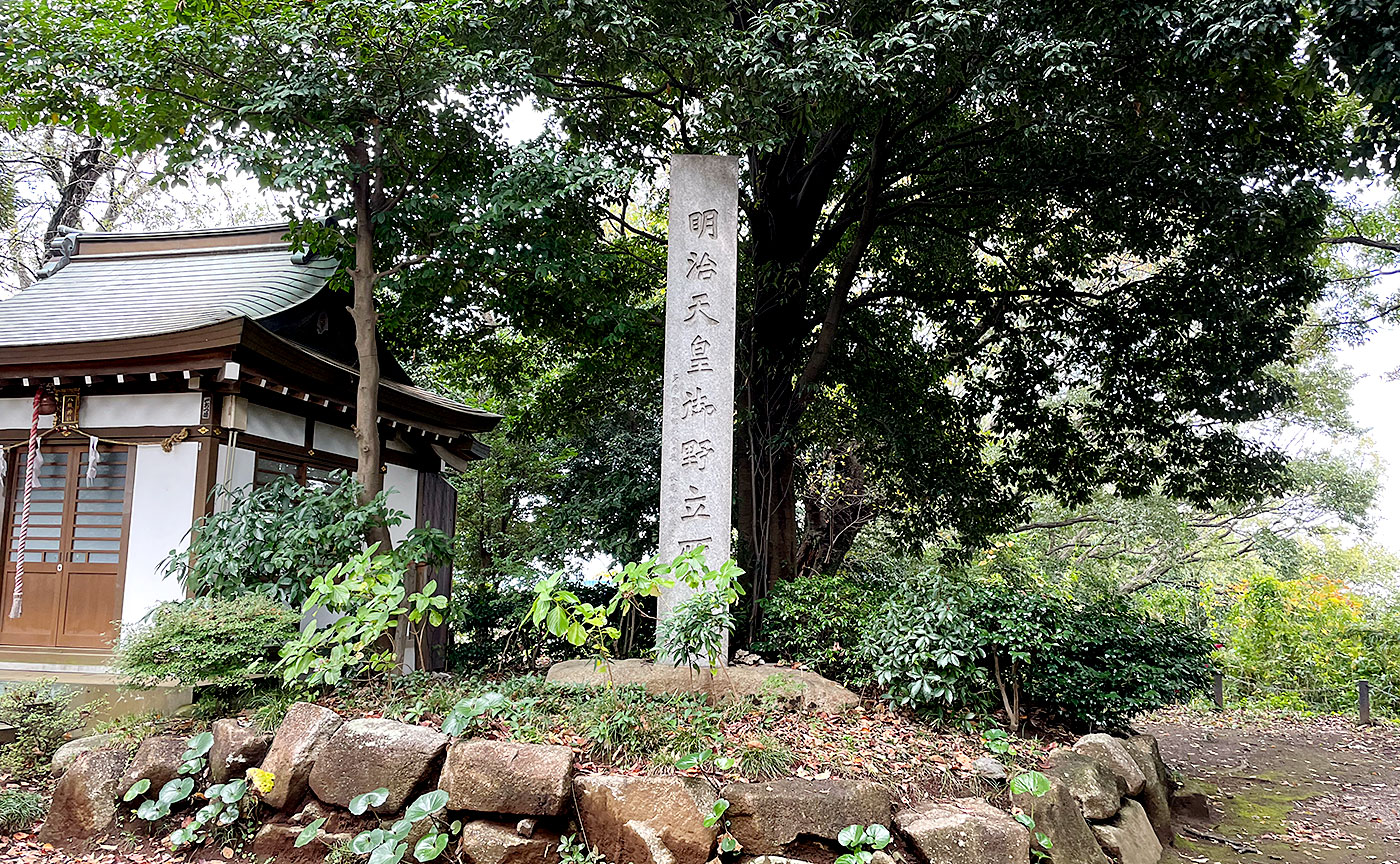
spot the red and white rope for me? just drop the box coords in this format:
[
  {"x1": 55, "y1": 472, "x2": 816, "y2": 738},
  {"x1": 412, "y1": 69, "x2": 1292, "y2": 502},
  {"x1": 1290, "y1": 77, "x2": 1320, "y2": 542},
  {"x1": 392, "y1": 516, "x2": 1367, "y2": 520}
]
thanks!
[{"x1": 11, "y1": 390, "x2": 39, "y2": 618}]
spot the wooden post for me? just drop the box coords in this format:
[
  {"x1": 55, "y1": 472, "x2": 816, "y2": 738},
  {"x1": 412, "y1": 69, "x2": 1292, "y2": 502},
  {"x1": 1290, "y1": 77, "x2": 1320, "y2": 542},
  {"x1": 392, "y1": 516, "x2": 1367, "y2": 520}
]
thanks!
[
  {"x1": 1213, "y1": 671, "x2": 1225, "y2": 711},
  {"x1": 1359, "y1": 680, "x2": 1371, "y2": 726}
]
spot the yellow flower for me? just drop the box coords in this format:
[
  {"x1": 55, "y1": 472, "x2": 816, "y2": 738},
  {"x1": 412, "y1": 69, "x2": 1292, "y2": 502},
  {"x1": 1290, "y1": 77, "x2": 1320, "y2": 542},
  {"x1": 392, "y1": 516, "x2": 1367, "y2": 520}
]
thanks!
[{"x1": 246, "y1": 767, "x2": 276, "y2": 797}]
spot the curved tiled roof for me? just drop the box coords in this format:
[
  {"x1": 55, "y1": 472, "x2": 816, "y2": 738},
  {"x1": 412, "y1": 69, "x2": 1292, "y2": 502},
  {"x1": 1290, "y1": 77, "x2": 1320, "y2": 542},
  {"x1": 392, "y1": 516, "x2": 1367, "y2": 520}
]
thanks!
[{"x1": 0, "y1": 240, "x2": 337, "y2": 347}]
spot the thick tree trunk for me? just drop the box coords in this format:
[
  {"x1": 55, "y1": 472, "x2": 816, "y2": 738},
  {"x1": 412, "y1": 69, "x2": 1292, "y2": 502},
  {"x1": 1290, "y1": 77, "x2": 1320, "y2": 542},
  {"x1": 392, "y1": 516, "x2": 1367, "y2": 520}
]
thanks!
[{"x1": 42, "y1": 136, "x2": 112, "y2": 244}]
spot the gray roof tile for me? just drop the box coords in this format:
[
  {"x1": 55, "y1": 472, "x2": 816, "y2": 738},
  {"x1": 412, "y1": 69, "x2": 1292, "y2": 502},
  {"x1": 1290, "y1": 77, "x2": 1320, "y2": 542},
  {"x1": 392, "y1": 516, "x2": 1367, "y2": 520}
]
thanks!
[{"x1": 0, "y1": 245, "x2": 337, "y2": 347}]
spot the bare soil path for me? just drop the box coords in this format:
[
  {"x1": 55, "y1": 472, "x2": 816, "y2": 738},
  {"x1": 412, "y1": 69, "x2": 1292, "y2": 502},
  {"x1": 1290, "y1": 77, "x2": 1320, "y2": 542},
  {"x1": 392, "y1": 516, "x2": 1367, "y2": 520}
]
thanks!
[{"x1": 1142, "y1": 711, "x2": 1400, "y2": 864}]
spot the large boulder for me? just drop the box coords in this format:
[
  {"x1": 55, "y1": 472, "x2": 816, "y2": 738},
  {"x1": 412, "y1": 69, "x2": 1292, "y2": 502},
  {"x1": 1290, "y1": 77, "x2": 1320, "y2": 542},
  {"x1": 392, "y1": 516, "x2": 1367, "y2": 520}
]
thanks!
[
  {"x1": 894, "y1": 798, "x2": 1029, "y2": 864},
  {"x1": 574, "y1": 774, "x2": 718, "y2": 864},
  {"x1": 547, "y1": 659, "x2": 859, "y2": 714},
  {"x1": 252, "y1": 821, "x2": 358, "y2": 864},
  {"x1": 1121, "y1": 735, "x2": 1172, "y2": 845},
  {"x1": 721, "y1": 779, "x2": 891, "y2": 856},
  {"x1": 440, "y1": 739, "x2": 574, "y2": 817},
  {"x1": 51, "y1": 732, "x2": 119, "y2": 777},
  {"x1": 119, "y1": 735, "x2": 189, "y2": 798},
  {"x1": 260, "y1": 702, "x2": 343, "y2": 810},
  {"x1": 308, "y1": 717, "x2": 448, "y2": 812},
  {"x1": 1090, "y1": 799, "x2": 1162, "y2": 864},
  {"x1": 210, "y1": 719, "x2": 273, "y2": 783},
  {"x1": 1073, "y1": 734, "x2": 1146, "y2": 796},
  {"x1": 458, "y1": 819, "x2": 564, "y2": 864},
  {"x1": 1011, "y1": 775, "x2": 1110, "y2": 864},
  {"x1": 1049, "y1": 750, "x2": 1123, "y2": 821},
  {"x1": 38, "y1": 749, "x2": 130, "y2": 842}
]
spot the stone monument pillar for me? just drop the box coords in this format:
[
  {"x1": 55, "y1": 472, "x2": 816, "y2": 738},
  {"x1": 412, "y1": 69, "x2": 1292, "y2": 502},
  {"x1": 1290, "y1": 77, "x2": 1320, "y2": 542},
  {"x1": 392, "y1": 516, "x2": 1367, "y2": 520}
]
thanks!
[{"x1": 657, "y1": 154, "x2": 739, "y2": 664}]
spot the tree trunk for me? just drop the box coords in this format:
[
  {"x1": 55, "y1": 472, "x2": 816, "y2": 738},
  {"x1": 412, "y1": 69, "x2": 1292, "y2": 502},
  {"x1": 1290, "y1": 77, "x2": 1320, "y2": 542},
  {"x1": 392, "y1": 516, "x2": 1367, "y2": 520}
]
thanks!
[
  {"x1": 348, "y1": 146, "x2": 392, "y2": 552},
  {"x1": 793, "y1": 446, "x2": 872, "y2": 578},
  {"x1": 42, "y1": 136, "x2": 113, "y2": 244}
]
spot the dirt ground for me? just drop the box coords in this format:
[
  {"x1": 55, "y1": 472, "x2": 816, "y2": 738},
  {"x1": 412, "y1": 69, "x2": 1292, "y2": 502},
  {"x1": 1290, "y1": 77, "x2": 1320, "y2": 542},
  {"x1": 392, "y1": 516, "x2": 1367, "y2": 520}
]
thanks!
[{"x1": 1142, "y1": 710, "x2": 1400, "y2": 864}]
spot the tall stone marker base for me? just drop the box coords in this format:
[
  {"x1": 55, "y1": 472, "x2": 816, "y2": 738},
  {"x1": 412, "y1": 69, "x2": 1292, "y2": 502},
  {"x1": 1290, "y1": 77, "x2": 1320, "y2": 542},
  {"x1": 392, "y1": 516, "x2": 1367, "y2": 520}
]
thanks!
[{"x1": 657, "y1": 154, "x2": 739, "y2": 665}]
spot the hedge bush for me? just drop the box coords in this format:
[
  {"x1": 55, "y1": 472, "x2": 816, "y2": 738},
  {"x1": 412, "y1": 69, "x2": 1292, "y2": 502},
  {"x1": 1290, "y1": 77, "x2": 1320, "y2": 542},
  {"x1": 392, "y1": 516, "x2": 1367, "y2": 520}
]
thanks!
[
  {"x1": 752, "y1": 573, "x2": 876, "y2": 682},
  {"x1": 113, "y1": 595, "x2": 300, "y2": 690},
  {"x1": 857, "y1": 564, "x2": 1211, "y2": 729}
]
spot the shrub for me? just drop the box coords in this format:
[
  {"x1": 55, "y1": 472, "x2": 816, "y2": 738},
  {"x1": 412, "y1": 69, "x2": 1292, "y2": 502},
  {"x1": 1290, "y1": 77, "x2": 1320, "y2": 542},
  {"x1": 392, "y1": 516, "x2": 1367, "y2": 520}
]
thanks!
[
  {"x1": 0, "y1": 679, "x2": 81, "y2": 778},
  {"x1": 752, "y1": 573, "x2": 875, "y2": 682},
  {"x1": 277, "y1": 541, "x2": 450, "y2": 689},
  {"x1": 860, "y1": 572, "x2": 988, "y2": 716},
  {"x1": 0, "y1": 790, "x2": 45, "y2": 832},
  {"x1": 164, "y1": 472, "x2": 406, "y2": 605},
  {"x1": 1028, "y1": 600, "x2": 1212, "y2": 730},
  {"x1": 113, "y1": 596, "x2": 300, "y2": 690},
  {"x1": 860, "y1": 560, "x2": 1212, "y2": 729}
]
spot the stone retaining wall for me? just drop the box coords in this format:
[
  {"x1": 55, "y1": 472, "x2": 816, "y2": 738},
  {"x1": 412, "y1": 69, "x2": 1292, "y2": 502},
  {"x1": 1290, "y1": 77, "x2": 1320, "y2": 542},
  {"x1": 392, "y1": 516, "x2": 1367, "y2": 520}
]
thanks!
[{"x1": 40, "y1": 702, "x2": 1185, "y2": 864}]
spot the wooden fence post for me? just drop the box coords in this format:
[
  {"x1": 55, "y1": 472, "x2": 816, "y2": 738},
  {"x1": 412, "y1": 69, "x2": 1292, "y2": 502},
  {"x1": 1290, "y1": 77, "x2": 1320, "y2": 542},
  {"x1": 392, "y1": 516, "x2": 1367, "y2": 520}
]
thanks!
[
  {"x1": 1213, "y1": 671, "x2": 1225, "y2": 711},
  {"x1": 1359, "y1": 680, "x2": 1371, "y2": 726}
]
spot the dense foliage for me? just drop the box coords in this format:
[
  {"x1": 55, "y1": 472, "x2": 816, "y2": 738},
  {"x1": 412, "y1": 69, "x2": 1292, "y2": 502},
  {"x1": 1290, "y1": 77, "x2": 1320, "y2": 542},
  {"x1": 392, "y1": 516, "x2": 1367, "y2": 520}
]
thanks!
[
  {"x1": 804, "y1": 555, "x2": 1218, "y2": 729},
  {"x1": 0, "y1": 680, "x2": 80, "y2": 779},
  {"x1": 752, "y1": 573, "x2": 879, "y2": 681},
  {"x1": 165, "y1": 474, "x2": 406, "y2": 606},
  {"x1": 112, "y1": 596, "x2": 301, "y2": 690}
]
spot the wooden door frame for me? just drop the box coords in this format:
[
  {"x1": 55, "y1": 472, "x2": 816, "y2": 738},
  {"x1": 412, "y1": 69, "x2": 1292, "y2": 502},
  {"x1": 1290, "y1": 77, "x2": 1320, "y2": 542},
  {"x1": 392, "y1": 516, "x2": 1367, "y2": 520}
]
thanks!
[{"x1": 0, "y1": 440, "x2": 134, "y2": 649}]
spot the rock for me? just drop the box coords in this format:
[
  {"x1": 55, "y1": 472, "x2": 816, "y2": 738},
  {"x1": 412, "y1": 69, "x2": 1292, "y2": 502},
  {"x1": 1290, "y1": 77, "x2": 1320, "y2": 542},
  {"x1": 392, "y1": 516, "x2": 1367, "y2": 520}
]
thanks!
[
  {"x1": 516, "y1": 818, "x2": 537, "y2": 838},
  {"x1": 38, "y1": 749, "x2": 130, "y2": 842},
  {"x1": 1122, "y1": 735, "x2": 1172, "y2": 845},
  {"x1": 260, "y1": 702, "x2": 343, "y2": 810},
  {"x1": 51, "y1": 733, "x2": 119, "y2": 777},
  {"x1": 118, "y1": 735, "x2": 189, "y2": 798},
  {"x1": 721, "y1": 779, "x2": 891, "y2": 856},
  {"x1": 440, "y1": 739, "x2": 574, "y2": 817},
  {"x1": 252, "y1": 821, "x2": 357, "y2": 864},
  {"x1": 894, "y1": 798, "x2": 1029, "y2": 864},
  {"x1": 1168, "y1": 789, "x2": 1213, "y2": 823},
  {"x1": 209, "y1": 719, "x2": 273, "y2": 783},
  {"x1": 1090, "y1": 799, "x2": 1162, "y2": 864},
  {"x1": 733, "y1": 650, "x2": 765, "y2": 666},
  {"x1": 547, "y1": 659, "x2": 859, "y2": 714},
  {"x1": 1073, "y1": 733, "x2": 1146, "y2": 796},
  {"x1": 308, "y1": 717, "x2": 448, "y2": 813},
  {"x1": 458, "y1": 819, "x2": 563, "y2": 864},
  {"x1": 1011, "y1": 775, "x2": 1110, "y2": 864},
  {"x1": 972, "y1": 756, "x2": 1008, "y2": 782},
  {"x1": 1049, "y1": 750, "x2": 1123, "y2": 821},
  {"x1": 574, "y1": 774, "x2": 718, "y2": 864}
]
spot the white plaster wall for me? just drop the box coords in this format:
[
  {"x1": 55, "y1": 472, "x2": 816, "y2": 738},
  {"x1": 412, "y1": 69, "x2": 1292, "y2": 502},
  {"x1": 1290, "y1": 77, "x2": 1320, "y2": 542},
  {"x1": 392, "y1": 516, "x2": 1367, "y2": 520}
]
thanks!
[
  {"x1": 0, "y1": 393, "x2": 201, "y2": 431},
  {"x1": 384, "y1": 463, "x2": 419, "y2": 544},
  {"x1": 122, "y1": 441, "x2": 199, "y2": 627},
  {"x1": 245, "y1": 402, "x2": 304, "y2": 445},
  {"x1": 313, "y1": 421, "x2": 358, "y2": 459},
  {"x1": 213, "y1": 441, "x2": 257, "y2": 509}
]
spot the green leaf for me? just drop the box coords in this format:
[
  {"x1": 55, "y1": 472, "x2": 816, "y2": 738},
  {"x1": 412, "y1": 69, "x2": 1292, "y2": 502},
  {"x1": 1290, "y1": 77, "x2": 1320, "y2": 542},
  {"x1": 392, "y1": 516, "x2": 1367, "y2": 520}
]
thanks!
[
  {"x1": 221, "y1": 779, "x2": 248, "y2": 803},
  {"x1": 295, "y1": 818, "x2": 328, "y2": 848},
  {"x1": 406, "y1": 789, "x2": 449, "y2": 822},
  {"x1": 864, "y1": 824, "x2": 892, "y2": 850},
  {"x1": 838, "y1": 824, "x2": 864, "y2": 849},
  {"x1": 159, "y1": 777, "x2": 195, "y2": 805},
  {"x1": 414, "y1": 831, "x2": 450, "y2": 862},
  {"x1": 369, "y1": 840, "x2": 408, "y2": 864},
  {"x1": 182, "y1": 731, "x2": 215, "y2": 761},
  {"x1": 136, "y1": 799, "x2": 169, "y2": 821},
  {"x1": 1010, "y1": 771, "x2": 1052, "y2": 798},
  {"x1": 123, "y1": 778, "x2": 151, "y2": 802},
  {"x1": 350, "y1": 787, "x2": 392, "y2": 816}
]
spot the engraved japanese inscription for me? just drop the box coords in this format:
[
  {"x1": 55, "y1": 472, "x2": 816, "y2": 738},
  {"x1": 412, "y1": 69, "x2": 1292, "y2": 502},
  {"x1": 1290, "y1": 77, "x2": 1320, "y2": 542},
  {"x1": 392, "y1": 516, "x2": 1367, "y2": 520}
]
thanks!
[{"x1": 657, "y1": 155, "x2": 739, "y2": 663}]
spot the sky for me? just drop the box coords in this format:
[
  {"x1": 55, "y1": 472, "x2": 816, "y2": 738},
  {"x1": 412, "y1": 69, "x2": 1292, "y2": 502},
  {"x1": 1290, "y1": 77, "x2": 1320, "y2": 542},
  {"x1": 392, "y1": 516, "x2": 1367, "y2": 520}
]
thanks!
[{"x1": 1341, "y1": 326, "x2": 1400, "y2": 552}]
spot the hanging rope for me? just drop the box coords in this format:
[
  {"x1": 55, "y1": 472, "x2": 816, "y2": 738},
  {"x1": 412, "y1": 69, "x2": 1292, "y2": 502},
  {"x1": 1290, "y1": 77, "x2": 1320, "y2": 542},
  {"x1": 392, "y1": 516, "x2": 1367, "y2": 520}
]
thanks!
[{"x1": 11, "y1": 390, "x2": 40, "y2": 619}]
